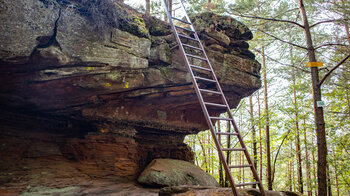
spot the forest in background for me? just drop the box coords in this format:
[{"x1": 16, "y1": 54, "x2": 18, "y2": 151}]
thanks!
[{"x1": 125, "y1": 0, "x2": 350, "y2": 195}]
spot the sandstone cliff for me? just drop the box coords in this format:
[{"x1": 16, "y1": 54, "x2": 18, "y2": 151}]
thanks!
[{"x1": 0, "y1": 0, "x2": 261, "y2": 194}]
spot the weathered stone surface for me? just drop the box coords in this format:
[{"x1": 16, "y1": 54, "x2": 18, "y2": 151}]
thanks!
[
  {"x1": 138, "y1": 159, "x2": 219, "y2": 187},
  {"x1": 191, "y1": 12, "x2": 255, "y2": 60},
  {"x1": 0, "y1": 112, "x2": 193, "y2": 194},
  {"x1": 192, "y1": 12, "x2": 253, "y2": 41},
  {"x1": 0, "y1": 0, "x2": 59, "y2": 60}
]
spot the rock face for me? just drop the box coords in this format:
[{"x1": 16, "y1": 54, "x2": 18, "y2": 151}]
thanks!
[
  {"x1": 0, "y1": 0, "x2": 261, "y2": 194},
  {"x1": 138, "y1": 159, "x2": 219, "y2": 187}
]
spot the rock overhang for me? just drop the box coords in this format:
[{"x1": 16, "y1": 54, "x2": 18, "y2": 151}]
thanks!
[{"x1": 0, "y1": 0, "x2": 261, "y2": 134}]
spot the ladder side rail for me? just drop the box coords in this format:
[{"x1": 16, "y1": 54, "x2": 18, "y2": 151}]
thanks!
[{"x1": 163, "y1": 1, "x2": 238, "y2": 195}]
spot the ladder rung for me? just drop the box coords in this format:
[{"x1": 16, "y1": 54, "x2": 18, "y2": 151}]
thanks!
[
  {"x1": 222, "y1": 148, "x2": 245, "y2": 151},
  {"x1": 210, "y1": 117, "x2": 232, "y2": 121},
  {"x1": 194, "y1": 76, "x2": 216, "y2": 83},
  {"x1": 229, "y1": 164, "x2": 252, "y2": 169},
  {"x1": 178, "y1": 34, "x2": 198, "y2": 41},
  {"x1": 170, "y1": 44, "x2": 179, "y2": 50},
  {"x1": 172, "y1": 17, "x2": 191, "y2": 24},
  {"x1": 235, "y1": 182, "x2": 260, "y2": 187},
  {"x1": 190, "y1": 65, "x2": 211, "y2": 72},
  {"x1": 186, "y1": 54, "x2": 207, "y2": 61},
  {"x1": 199, "y1": 89, "x2": 221, "y2": 95},
  {"x1": 182, "y1": 43, "x2": 202, "y2": 51},
  {"x1": 175, "y1": 25, "x2": 194, "y2": 33},
  {"x1": 215, "y1": 132, "x2": 238, "y2": 136},
  {"x1": 204, "y1": 102, "x2": 227, "y2": 108}
]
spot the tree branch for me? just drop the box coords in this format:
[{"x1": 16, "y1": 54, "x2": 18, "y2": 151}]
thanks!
[
  {"x1": 319, "y1": 53, "x2": 350, "y2": 86},
  {"x1": 315, "y1": 43, "x2": 349, "y2": 50},
  {"x1": 310, "y1": 18, "x2": 350, "y2": 28},
  {"x1": 340, "y1": 142, "x2": 350, "y2": 157},
  {"x1": 272, "y1": 129, "x2": 292, "y2": 183},
  {"x1": 230, "y1": 12, "x2": 304, "y2": 28},
  {"x1": 252, "y1": 48, "x2": 310, "y2": 73},
  {"x1": 258, "y1": 30, "x2": 308, "y2": 50}
]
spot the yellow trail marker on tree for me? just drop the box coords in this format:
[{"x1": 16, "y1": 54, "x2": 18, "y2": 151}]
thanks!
[{"x1": 306, "y1": 62, "x2": 323, "y2": 67}]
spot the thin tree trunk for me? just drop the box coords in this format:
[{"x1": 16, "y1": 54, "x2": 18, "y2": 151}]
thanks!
[
  {"x1": 262, "y1": 45, "x2": 272, "y2": 190},
  {"x1": 257, "y1": 91, "x2": 263, "y2": 181},
  {"x1": 249, "y1": 96, "x2": 258, "y2": 188},
  {"x1": 304, "y1": 119, "x2": 312, "y2": 196},
  {"x1": 168, "y1": 0, "x2": 173, "y2": 17},
  {"x1": 288, "y1": 158, "x2": 292, "y2": 191},
  {"x1": 327, "y1": 163, "x2": 331, "y2": 196},
  {"x1": 332, "y1": 146, "x2": 339, "y2": 196},
  {"x1": 218, "y1": 121, "x2": 224, "y2": 186},
  {"x1": 207, "y1": 131, "x2": 211, "y2": 175},
  {"x1": 346, "y1": 89, "x2": 350, "y2": 122},
  {"x1": 290, "y1": 44, "x2": 303, "y2": 194},
  {"x1": 312, "y1": 134, "x2": 318, "y2": 196},
  {"x1": 298, "y1": 1, "x2": 327, "y2": 195},
  {"x1": 197, "y1": 135, "x2": 208, "y2": 172},
  {"x1": 290, "y1": 142, "x2": 295, "y2": 191},
  {"x1": 225, "y1": 120, "x2": 231, "y2": 187},
  {"x1": 145, "y1": 0, "x2": 150, "y2": 16},
  {"x1": 341, "y1": 0, "x2": 350, "y2": 46},
  {"x1": 239, "y1": 110, "x2": 244, "y2": 183}
]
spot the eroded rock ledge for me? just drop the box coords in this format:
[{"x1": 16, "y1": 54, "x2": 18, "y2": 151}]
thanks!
[{"x1": 0, "y1": 0, "x2": 261, "y2": 193}]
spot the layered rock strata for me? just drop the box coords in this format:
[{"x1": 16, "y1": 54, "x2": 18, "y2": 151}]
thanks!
[{"x1": 0, "y1": 0, "x2": 261, "y2": 193}]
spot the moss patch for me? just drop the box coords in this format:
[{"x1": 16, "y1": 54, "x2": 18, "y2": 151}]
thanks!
[{"x1": 20, "y1": 186, "x2": 80, "y2": 196}]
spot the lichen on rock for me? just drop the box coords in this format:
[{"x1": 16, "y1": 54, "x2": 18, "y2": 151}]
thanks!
[{"x1": 138, "y1": 159, "x2": 219, "y2": 187}]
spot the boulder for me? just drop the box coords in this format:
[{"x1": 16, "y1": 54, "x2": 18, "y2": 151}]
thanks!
[{"x1": 137, "y1": 159, "x2": 219, "y2": 187}]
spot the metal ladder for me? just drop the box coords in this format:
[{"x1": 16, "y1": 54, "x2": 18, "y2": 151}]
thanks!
[{"x1": 162, "y1": 0, "x2": 266, "y2": 195}]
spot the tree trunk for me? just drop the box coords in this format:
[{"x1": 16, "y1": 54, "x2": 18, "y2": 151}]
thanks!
[
  {"x1": 304, "y1": 119, "x2": 312, "y2": 196},
  {"x1": 218, "y1": 121, "x2": 224, "y2": 186},
  {"x1": 290, "y1": 44, "x2": 303, "y2": 194},
  {"x1": 164, "y1": 0, "x2": 172, "y2": 21},
  {"x1": 145, "y1": 0, "x2": 150, "y2": 16},
  {"x1": 197, "y1": 135, "x2": 208, "y2": 172},
  {"x1": 312, "y1": 134, "x2": 318, "y2": 196},
  {"x1": 168, "y1": 0, "x2": 173, "y2": 17},
  {"x1": 239, "y1": 110, "x2": 244, "y2": 183},
  {"x1": 290, "y1": 141, "x2": 294, "y2": 191},
  {"x1": 249, "y1": 96, "x2": 258, "y2": 188},
  {"x1": 257, "y1": 91, "x2": 263, "y2": 181},
  {"x1": 288, "y1": 158, "x2": 292, "y2": 191},
  {"x1": 298, "y1": 1, "x2": 327, "y2": 195},
  {"x1": 332, "y1": 146, "x2": 339, "y2": 196},
  {"x1": 346, "y1": 89, "x2": 350, "y2": 122},
  {"x1": 262, "y1": 45, "x2": 272, "y2": 190},
  {"x1": 327, "y1": 163, "x2": 331, "y2": 196},
  {"x1": 341, "y1": 0, "x2": 350, "y2": 46},
  {"x1": 225, "y1": 120, "x2": 231, "y2": 187}
]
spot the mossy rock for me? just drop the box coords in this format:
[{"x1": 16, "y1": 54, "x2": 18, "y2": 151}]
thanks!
[
  {"x1": 145, "y1": 16, "x2": 172, "y2": 36},
  {"x1": 137, "y1": 159, "x2": 219, "y2": 187},
  {"x1": 191, "y1": 12, "x2": 253, "y2": 41}
]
